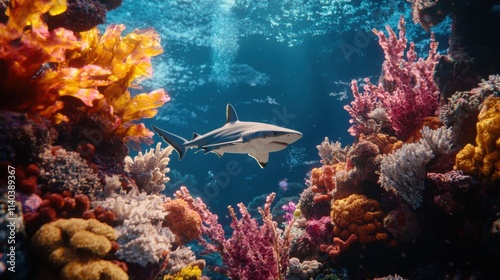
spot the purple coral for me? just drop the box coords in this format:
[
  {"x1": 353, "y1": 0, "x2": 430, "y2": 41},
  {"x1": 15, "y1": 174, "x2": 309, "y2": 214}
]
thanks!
[{"x1": 282, "y1": 201, "x2": 296, "y2": 224}]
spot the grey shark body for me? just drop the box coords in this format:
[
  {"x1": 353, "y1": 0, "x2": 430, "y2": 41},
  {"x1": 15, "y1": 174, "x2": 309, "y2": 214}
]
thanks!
[{"x1": 152, "y1": 104, "x2": 302, "y2": 168}]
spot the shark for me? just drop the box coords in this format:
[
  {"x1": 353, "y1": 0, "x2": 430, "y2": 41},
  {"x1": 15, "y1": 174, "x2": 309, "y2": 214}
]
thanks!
[{"x1": 152, "y1": 104, "x2": 302, "y2": 168}]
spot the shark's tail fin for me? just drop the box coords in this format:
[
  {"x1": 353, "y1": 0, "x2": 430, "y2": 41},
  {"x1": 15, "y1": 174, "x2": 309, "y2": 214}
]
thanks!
[{"x1": 152, "y1": 125, "x2": 188, "y2": 160}]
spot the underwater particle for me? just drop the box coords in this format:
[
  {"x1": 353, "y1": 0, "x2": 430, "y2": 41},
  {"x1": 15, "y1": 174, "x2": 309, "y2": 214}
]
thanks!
[{"x1": 284, "y1": 146, "x2": 307, "y2": 170}]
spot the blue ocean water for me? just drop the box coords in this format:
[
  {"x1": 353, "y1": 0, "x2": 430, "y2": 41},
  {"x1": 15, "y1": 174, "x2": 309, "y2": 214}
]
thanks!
[{"x1": 104, "y1": 0, "x2": 450, "y2": 222}]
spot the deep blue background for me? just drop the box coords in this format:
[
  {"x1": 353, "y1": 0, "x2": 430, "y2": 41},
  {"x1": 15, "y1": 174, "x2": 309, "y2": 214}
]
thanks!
[{"x1": 104, "y1": 0, "x2": 450, "y2": 224}]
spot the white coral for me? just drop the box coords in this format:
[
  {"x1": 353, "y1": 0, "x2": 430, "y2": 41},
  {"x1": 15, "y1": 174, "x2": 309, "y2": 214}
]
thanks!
[
  {"x1": 378, "y1": 126, "x2": 454, "y2": 209},
  {"x1": 378, "y1": 142, "x2": 434, "y2": 209},
  {"x1": 420, "y1": 126, "x2": 453, "y2": 155},
  {"x1": 316, "y1": 137, "x2": 350, "y2": 165},
  {"x1": 124, "y1": 142, "x2": 174, "y2": 194},
  {"x1": 96, "y1": 193, "x2": 173, "y2": 267}
]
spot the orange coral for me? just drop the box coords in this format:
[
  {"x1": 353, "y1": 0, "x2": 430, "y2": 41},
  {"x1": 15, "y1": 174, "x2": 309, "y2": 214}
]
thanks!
[
  {"x1": 359, "y1": 133, "x2": 403, "y2": 155},
  {"x1": 455, "y1": 96, "x2": 500, "y2": 181},
  {"x1": 310, "y1": 164, "x2": 345, "y2": 202},
  {"x1": 331, "y1": 194, "x2": 388, "y2": 244},
  {"x1": 72, "y1": 25, "x2": 169, "y2": 144},
  {"x1": 405, "y1": 116, "x2": 443, "y2": 144},
  {"x1": 0, "y1": 0, "x2": 169, "y2": 145},
  {"x1": 163, "y1": 199, "x2": 202, "y2": 244},
  {"x1": 0, "y1": 0, "x2": 109, "y2": 123}
]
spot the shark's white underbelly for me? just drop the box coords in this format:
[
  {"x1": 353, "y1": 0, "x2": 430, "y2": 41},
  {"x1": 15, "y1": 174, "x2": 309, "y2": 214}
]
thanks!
[{"x1": 213, "y1": 140, "x2": 288, "y2": 155}]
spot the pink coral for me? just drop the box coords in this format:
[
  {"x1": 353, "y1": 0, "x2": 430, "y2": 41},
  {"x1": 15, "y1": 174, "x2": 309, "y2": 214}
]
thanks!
[
  {"x1": 344, "y1": 16, "x2": 440, "y2": 140},
  {"x1": 174, "y1": 186, "x2": 292, "y2": 279}
]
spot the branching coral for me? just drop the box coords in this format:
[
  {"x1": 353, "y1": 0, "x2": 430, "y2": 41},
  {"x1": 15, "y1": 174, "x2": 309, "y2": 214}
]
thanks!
[
  {"x1": 316, "y1": 137, "x2": 350, "y2": 165},
  {"x1": 455, "y1": 96, "x2": 500, "y2": 181},
  {"x1": 331, "y1": 194, "x2": 388, "y2": 245},
  {"x1": 174, "y1": 186, "x2": 293, "y2": 280},
  {"x1": 379, "y1": 141, "x2": 433, "y2": 209},
  {"x1": 39, "y1": 146, "x2": 101, "y2": 196},
  {"x1": 344, "y1": 16, "x2": 440, "y2": 140},
  {"x1": 96, "y1": 192, "x2": 174, "y2": 268},
  {"x1": 31, "y1": 218, "x2": 127, "y2": 280},
  {"x1": 124, "y1": 143, "x2": 174, "y2": 194},
  {"x1": 379, "y1": 126, "x2": 454, "y2": 209}
]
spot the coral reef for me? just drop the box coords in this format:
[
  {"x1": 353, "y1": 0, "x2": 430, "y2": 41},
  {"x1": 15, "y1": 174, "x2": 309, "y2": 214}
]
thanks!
[
  {"x1": 163, "y1": 265, "x2": 202, "y2": 280},
  {"x1": 345, "y1": 16, "x2": 440, "y2": 140},
  {"x1": 316, "y1": 137, "x2": 350, "y2": 165},
  {"x1": 174, "y1": 186, "x2": 294, "y2": 280},
  {"x1": 383, "y1": 206, "x2": 420, "y2": 243},
  {"x1": 287, "y1": 257, "x2": 323, "y2": 280},
  {"x1": 124, "y1": 143, "x2": 174, "y2": 194},
  {"x1": 298, "y1": 186, "x2": 331, "y2": 220},
  {"x1": 309, "y1": 164, "x2": 344, "y2": 202},
  {"x1": 96, "y1": 193, "x2": 172, "y2": 268},
  {"x1": 331, "y1": 194, "x2": 388, "y2": 244},
  {"x1": 31, "y1": 218, "x2": 127, "y2": 280},
  {"x1": 410, "y1": 0, "x2": 500, "y2": 98},
  {"x1": 455, "y1": 96, "x2": 500, "y2": 181},
  {"x1": 163, "y1": 198, "x2": 202, "y2": 244},
  {"x1": 23, "y1": 192, "x2": 91, "y2": 237},
  {"x1": 38, "y1": 146, "x2": 102, "y2": 196},
  {"x1": 379, "y1": 126, "x2": 454, "y2": 209}
]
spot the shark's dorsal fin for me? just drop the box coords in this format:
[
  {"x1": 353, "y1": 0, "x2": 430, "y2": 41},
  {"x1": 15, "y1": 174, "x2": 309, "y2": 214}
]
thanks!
[
  {"x1": 226, "y1": 104, "x2": 239, "y2": 124},
  {"x1": 192, "y1": 133, "x2": 201, "y2": 140}
]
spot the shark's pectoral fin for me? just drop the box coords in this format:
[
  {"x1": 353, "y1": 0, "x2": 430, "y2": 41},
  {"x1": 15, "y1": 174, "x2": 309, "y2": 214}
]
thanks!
[{"x1": 249, "y1": 152, "x2": 269, "y2": 168}]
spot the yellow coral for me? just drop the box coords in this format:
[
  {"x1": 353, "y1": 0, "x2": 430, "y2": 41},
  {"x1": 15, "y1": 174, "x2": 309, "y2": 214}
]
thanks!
[
  {"x1": 1, "y1": 0, "x2": 169, "y2": 144},
  {"x1": 31, "y1": 218, "x2": 126, "y2": 279},
  {"x1": 455, "y1": 96, "x2": 500, "y2": 180},
  {"x1": 61, "y1": 260, "x2": 128, "y2": 280},
  {"x1": 163, "y1": 266, "x2": 202, "y2": 280},
  {"x1": 331, "y1": 194, "x2": 388, "y2": 244}
]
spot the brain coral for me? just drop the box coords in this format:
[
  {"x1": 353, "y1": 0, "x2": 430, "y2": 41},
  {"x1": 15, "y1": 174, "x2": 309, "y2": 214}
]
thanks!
[
  {"x1": 455, "y1": 96, "x2": 500, "y2": 181},
  {"x1": 31, "y1": 218, "x2": 127, "y2": 280},
  {"x1": 331, "y1": 194, "x2": 388, "y2": 244}
]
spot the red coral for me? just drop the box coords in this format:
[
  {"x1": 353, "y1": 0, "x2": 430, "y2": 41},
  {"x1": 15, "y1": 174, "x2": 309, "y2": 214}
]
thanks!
[
  {"x1": 14, "y1": 164, "x2": 40, "y2": 195},
  {"x1": 23, "y1": 192, "x2": 91, "y2": 237},
  {"x1": 320, "y1": 234, "x2": 358, "y2": 259},
  {"x1": 83, "y1": 205, "x2": 117, "y2": 226},
  {"x1": 310, "y1": 164, "x2": 343, "y2": 202}
]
